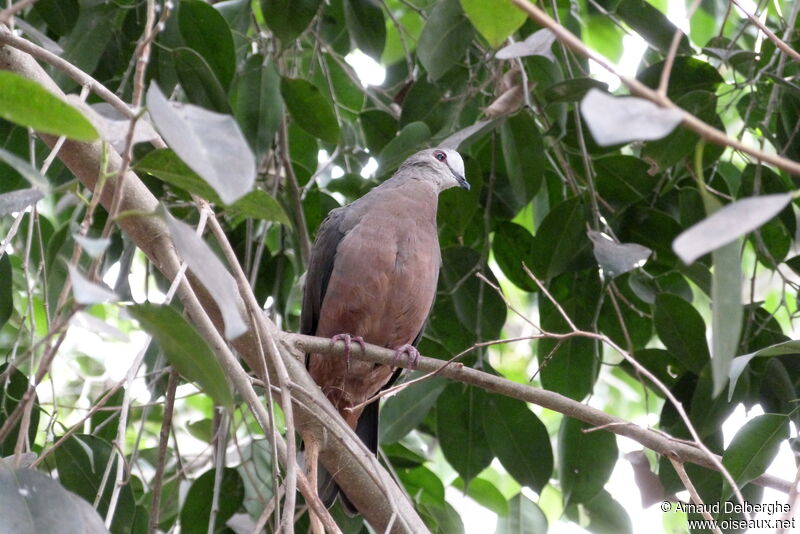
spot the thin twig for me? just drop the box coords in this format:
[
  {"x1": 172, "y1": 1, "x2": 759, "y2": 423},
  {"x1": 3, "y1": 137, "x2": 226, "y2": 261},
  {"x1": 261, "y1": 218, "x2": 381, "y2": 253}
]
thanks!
[
  {"x1": 730, "y1": 0, "x2": 800, "y2": 63},
  {"x1": 287, "y1": 330, "x2": 793, "y2": 494},
  {"x1": 520, "y1": 263, "x2": 751, "y2": 518},
  {"x1": 508, "y1": 0, "x2": 800, "y2": 177},
  {"x1": 0, "y1": 0, "x2": 38, "y2": 24},
  {"x1": 657, "y1": 0, "x2": 704, "y2": 96},
  {"x1": 777, "y1": 459, "x2": 800, "y2": 533},
  {"x1": 148, "y1": 368, "x2": 179, "y2": 534},
  {"x1": 203, "y1": 202, "x2": 306, "y2": 534},
  {"x1": 278, "y1": 118, "x2": 312, "y2": 265},
  {"x1": 0, "y1": 27, "x2": 139, "y2": 122},
  {"x1": 669, "y1": 457, "x2": 723, "y2": 534}
]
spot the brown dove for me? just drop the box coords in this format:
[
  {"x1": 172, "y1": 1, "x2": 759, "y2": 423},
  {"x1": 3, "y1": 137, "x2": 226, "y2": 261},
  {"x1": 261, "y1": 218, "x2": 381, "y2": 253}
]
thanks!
[{"x1": 301, "y1": 147, "x2": 469, "y2": 511}]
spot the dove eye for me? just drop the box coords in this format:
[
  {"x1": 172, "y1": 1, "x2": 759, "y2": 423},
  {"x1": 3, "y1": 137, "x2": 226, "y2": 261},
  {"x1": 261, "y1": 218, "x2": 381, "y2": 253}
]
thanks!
[{"x1": 434, "y1": 151, "x2": 447, "y2": 162}]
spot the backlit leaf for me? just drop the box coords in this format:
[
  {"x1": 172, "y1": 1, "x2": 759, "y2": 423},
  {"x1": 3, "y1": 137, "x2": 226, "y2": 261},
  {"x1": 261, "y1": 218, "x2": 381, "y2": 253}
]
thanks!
[
  {"x1": 127, "y1": 304, "x2": 233, "y2": 408},
  {"x1": 0, "y1": 71, "x2": 97, "y2": 141},
  {"x1": 146, "y1": 82, "x2": 255, "y2": 204},
  {"x1": 580, "y1": 89, "x2": 683, "y2": 146}
]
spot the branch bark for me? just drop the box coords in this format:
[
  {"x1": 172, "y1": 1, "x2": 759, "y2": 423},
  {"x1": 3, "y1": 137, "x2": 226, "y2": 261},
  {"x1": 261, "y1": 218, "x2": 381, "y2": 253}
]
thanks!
[
  {"x1": 509, "y1": 0, "x2": 800, "y2": 177},
  {"x1": 0, "y1": 42, "x2": 427, "y2": 534},
  {"x1": 284, "y1": 332, "x2": 793, "y2": 494}
]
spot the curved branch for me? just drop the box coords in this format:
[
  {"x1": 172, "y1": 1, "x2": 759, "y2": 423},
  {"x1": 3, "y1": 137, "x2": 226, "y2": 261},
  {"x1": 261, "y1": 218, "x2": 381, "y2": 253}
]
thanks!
[
  {"x1": 0, "y1": 42, "x2": 427, "y2": 534},
  {"x1": 284, "y1": 332, "x2": 793, "y2": 494}
]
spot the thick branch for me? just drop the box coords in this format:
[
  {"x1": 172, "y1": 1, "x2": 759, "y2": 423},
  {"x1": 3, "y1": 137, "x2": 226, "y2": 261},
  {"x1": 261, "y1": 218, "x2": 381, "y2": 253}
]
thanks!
[
  {"x1": 0, "y1": 42, "x2": 426, "y2": 534},
  {"x1": 284, "y1": 332, "x2": 793, "y2": 494}
]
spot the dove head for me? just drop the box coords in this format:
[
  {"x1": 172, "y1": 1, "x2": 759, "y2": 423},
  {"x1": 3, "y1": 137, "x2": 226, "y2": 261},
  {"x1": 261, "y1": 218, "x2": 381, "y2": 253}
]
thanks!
[{"x1": 398, "y1": 148, "x2": 470, "y2": 192}]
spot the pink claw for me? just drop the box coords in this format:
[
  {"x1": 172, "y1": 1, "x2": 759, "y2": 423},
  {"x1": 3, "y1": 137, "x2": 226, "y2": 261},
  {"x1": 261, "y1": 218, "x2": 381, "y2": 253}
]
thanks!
[
  {"x1": 330, "y1": 333, "x2": 366, "y2": 369},
  {"x1": 392, "y1": 344, "x2": 420, "y2": 370}
]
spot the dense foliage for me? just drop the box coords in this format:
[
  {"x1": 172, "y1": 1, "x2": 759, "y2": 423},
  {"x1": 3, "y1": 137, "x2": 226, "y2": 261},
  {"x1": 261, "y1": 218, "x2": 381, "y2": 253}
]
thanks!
[{"x1": 1, "y1": 0, "x2": 800, "y2": 532}]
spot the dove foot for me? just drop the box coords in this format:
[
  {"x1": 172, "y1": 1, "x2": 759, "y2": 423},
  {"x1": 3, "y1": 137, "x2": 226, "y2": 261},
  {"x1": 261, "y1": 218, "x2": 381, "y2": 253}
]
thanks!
[
  {"x1": 392, "y1": 344, "x2": 420, "y2": 370},
  {"x1": 330, "y1": 333, "x2": 366, "y2": 369}
]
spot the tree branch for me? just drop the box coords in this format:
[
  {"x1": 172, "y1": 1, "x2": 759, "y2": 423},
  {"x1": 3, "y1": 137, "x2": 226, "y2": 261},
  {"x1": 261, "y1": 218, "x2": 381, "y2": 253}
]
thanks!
[
  {"x1": 730, "y1": 0, "x2": 800, "y2": 64},
  {"x1": 284, "y1": 332, "x2": 793, "y2": 494},
  {"x1": 509, "y1": 0, "x2": 800, "y2": 177},
  {"x1": 0, "y1": 42, "x2": 427, "y2": 534}
]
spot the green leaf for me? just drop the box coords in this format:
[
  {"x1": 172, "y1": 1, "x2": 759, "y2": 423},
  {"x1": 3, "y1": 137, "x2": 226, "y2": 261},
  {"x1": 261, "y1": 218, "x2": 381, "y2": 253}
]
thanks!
[
  {"x1": 217, "y1": 0, "x2": 252, "y2": 57},
  {"x1": 637, "y1": 58, "x2": 724, "y2": 100},
  {"x1": 179, "y1": 468, "x2": 244, "y2": 534},
  {"x1": 0, "y1": 189, "x2": 44, "y2": 217},
  {"x1": 54, "y1": 434, "x2": 136, "y2": 533},
  {"x1": 383, "y1": 6, "x2": 424, "y2": 64},
  {"x1": 531, "y1": 196, "x2": 588, "y2": 281},
  {"x1": 580, "y1": 89, "x2": 683, "y2": 147},
  {"x1": 379, "y1": 375, "x2": 447, "y2": 444},
  {"x1": 495, "y1": 493, "x2": 548, "y2": 533},
  {"x1": 136, "y1": 149, "x2": 289, "y2": 224},
  {"x1": 0, "y1": 464, "x2": 108, "y2": 534},
  {"x1": 0, "y1": 255, "x2": 12, "y2": 328},
  {"x1": 419, "y1": 500, "x2": 465, "y2": 533},
  {"x1": 544, "y1": 78, "x2": 609, "y2": 103},
  {"x1": 481, "y1": 393, "x2": 553, "y2": 492},
  {"x1": 690, "y1": 364, "x2": 744, "y2": 439},
  {"x1": 145, "y1": 83, "x2": 256, "y2": 204},
  {"x1": 179, "y1": 0, "x2": 236, "y2": 89},
  {"x1": 673, "y1": 194, "x2": 793, "y2": 264},
  {"x1": 451, "y1": 477, "x2": 509, "y2": 516},
  {"x1": 710, "y1": 238, "x2": 742, "y2": 397},
  {"x1": 559, "y1": 417, "x2": 618, "y2": 505},
  {"x1": 173, "y1": 47, "x2": 232, "y2": 114},
  {"x1": 619, "y1": 206, "x2": 684, "y2": 266},
  {"x1": 582, "y1": 15, "x2": 623, "y2": 62},
  {"x1": 492, "y1": 222, "x2": 537, "y2": 291},
  {"x1": 360, "y1": 110, "x2": 398, "y2": 153},
  {"x1": 399, "y1": 465, "x2": 445, "y2": 506},
  {"x1": 728, "y1": 340, "x2": 800, "y2": 401},
  {"x1": 383, "y1": 442, "x2": 426, "y2": 468},
  {"x1": 582, "y1": 490, "x2": 633, "y2": 534},
  {"x1": 89, "y1": 388, "x2": 124, "y2": 443},
  {"x1": 436, "y1": 383, "x2": 493, "y2": 485},
  {"x1": 280, "y1": 77, "x2": 340, "y2": 144},
  {"x1": 239, "y1": 440, "x2": 276, "y2": 519},
  {"x1": 231, "y1": 56, "x2": 283, "y2": 160},
  {"x1": 538, "y1": 272, "x2": 600, "y2": 401},
  {"x1": 417, "y1": 0, "x2": 474, "y2": 81},
  {"x1": 399, "y1": 77, "x2": 446, "y2": 131},
  {"x1": 260, "y1": 0, "x2": 322, "y2": 43},
  {"x1": 654, "y1": 293, "x2": 709, "y2": 375},
  {"x1": 52, "y1": 2, "x2": 115, "y2": 89},
  {"x1": 587, "y1": 231, "x2": 651, "y2": 278},
  {"x1": 0, "y1": 148, "x2": 49, "y2": 190},
  {"x1": 0, "y1": 364, "x2": 40, "y2": 457},
  {"x1": 377, "y1": 121, "x2": 431, "y2": 173},
  {"x1": 460, "y1": 0, "x2": 526, "y2": 48},
  {"x1": 439, "y1": 247, "x2": 506, "y2": 340},
  {"x1": 344, "y1": 0, "x2": 386, "y2": 60},
  {"x1": 499, "y1": 112, "x2": 544, "y2": 208},
  {"x1": 721, "y1": 414, "x2": 789, "y2": 499},
  {"x1": 726, "y1": 351, "x2": 762, "y2": 402},
  {"x1": 0, "y1": 71, "x2": 97, "y2": 141},
  {"x1": 230, "y1": 190, "x2": 293, "y2": 224},
  {"x1": 127, "y1": 304, "x2": 233, "y2": 408},
  {"x1": 642, "y1": 91, "x2": 722, "y2": 171},
  {"x1": 187, "y1": 418, "x2": 214, "y2": 442},
  {"x1": 33, "y1": 0, "x2": 79, "y2": 36},
  {"x1": 615, "y1": 0, "x2": 692, "y2": 55}
]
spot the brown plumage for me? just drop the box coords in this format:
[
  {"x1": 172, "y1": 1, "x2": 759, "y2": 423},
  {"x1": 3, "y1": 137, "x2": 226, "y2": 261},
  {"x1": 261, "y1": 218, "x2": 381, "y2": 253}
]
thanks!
[{"x1": 300, "y1": 148, "x2": 469, "y2": 510}]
